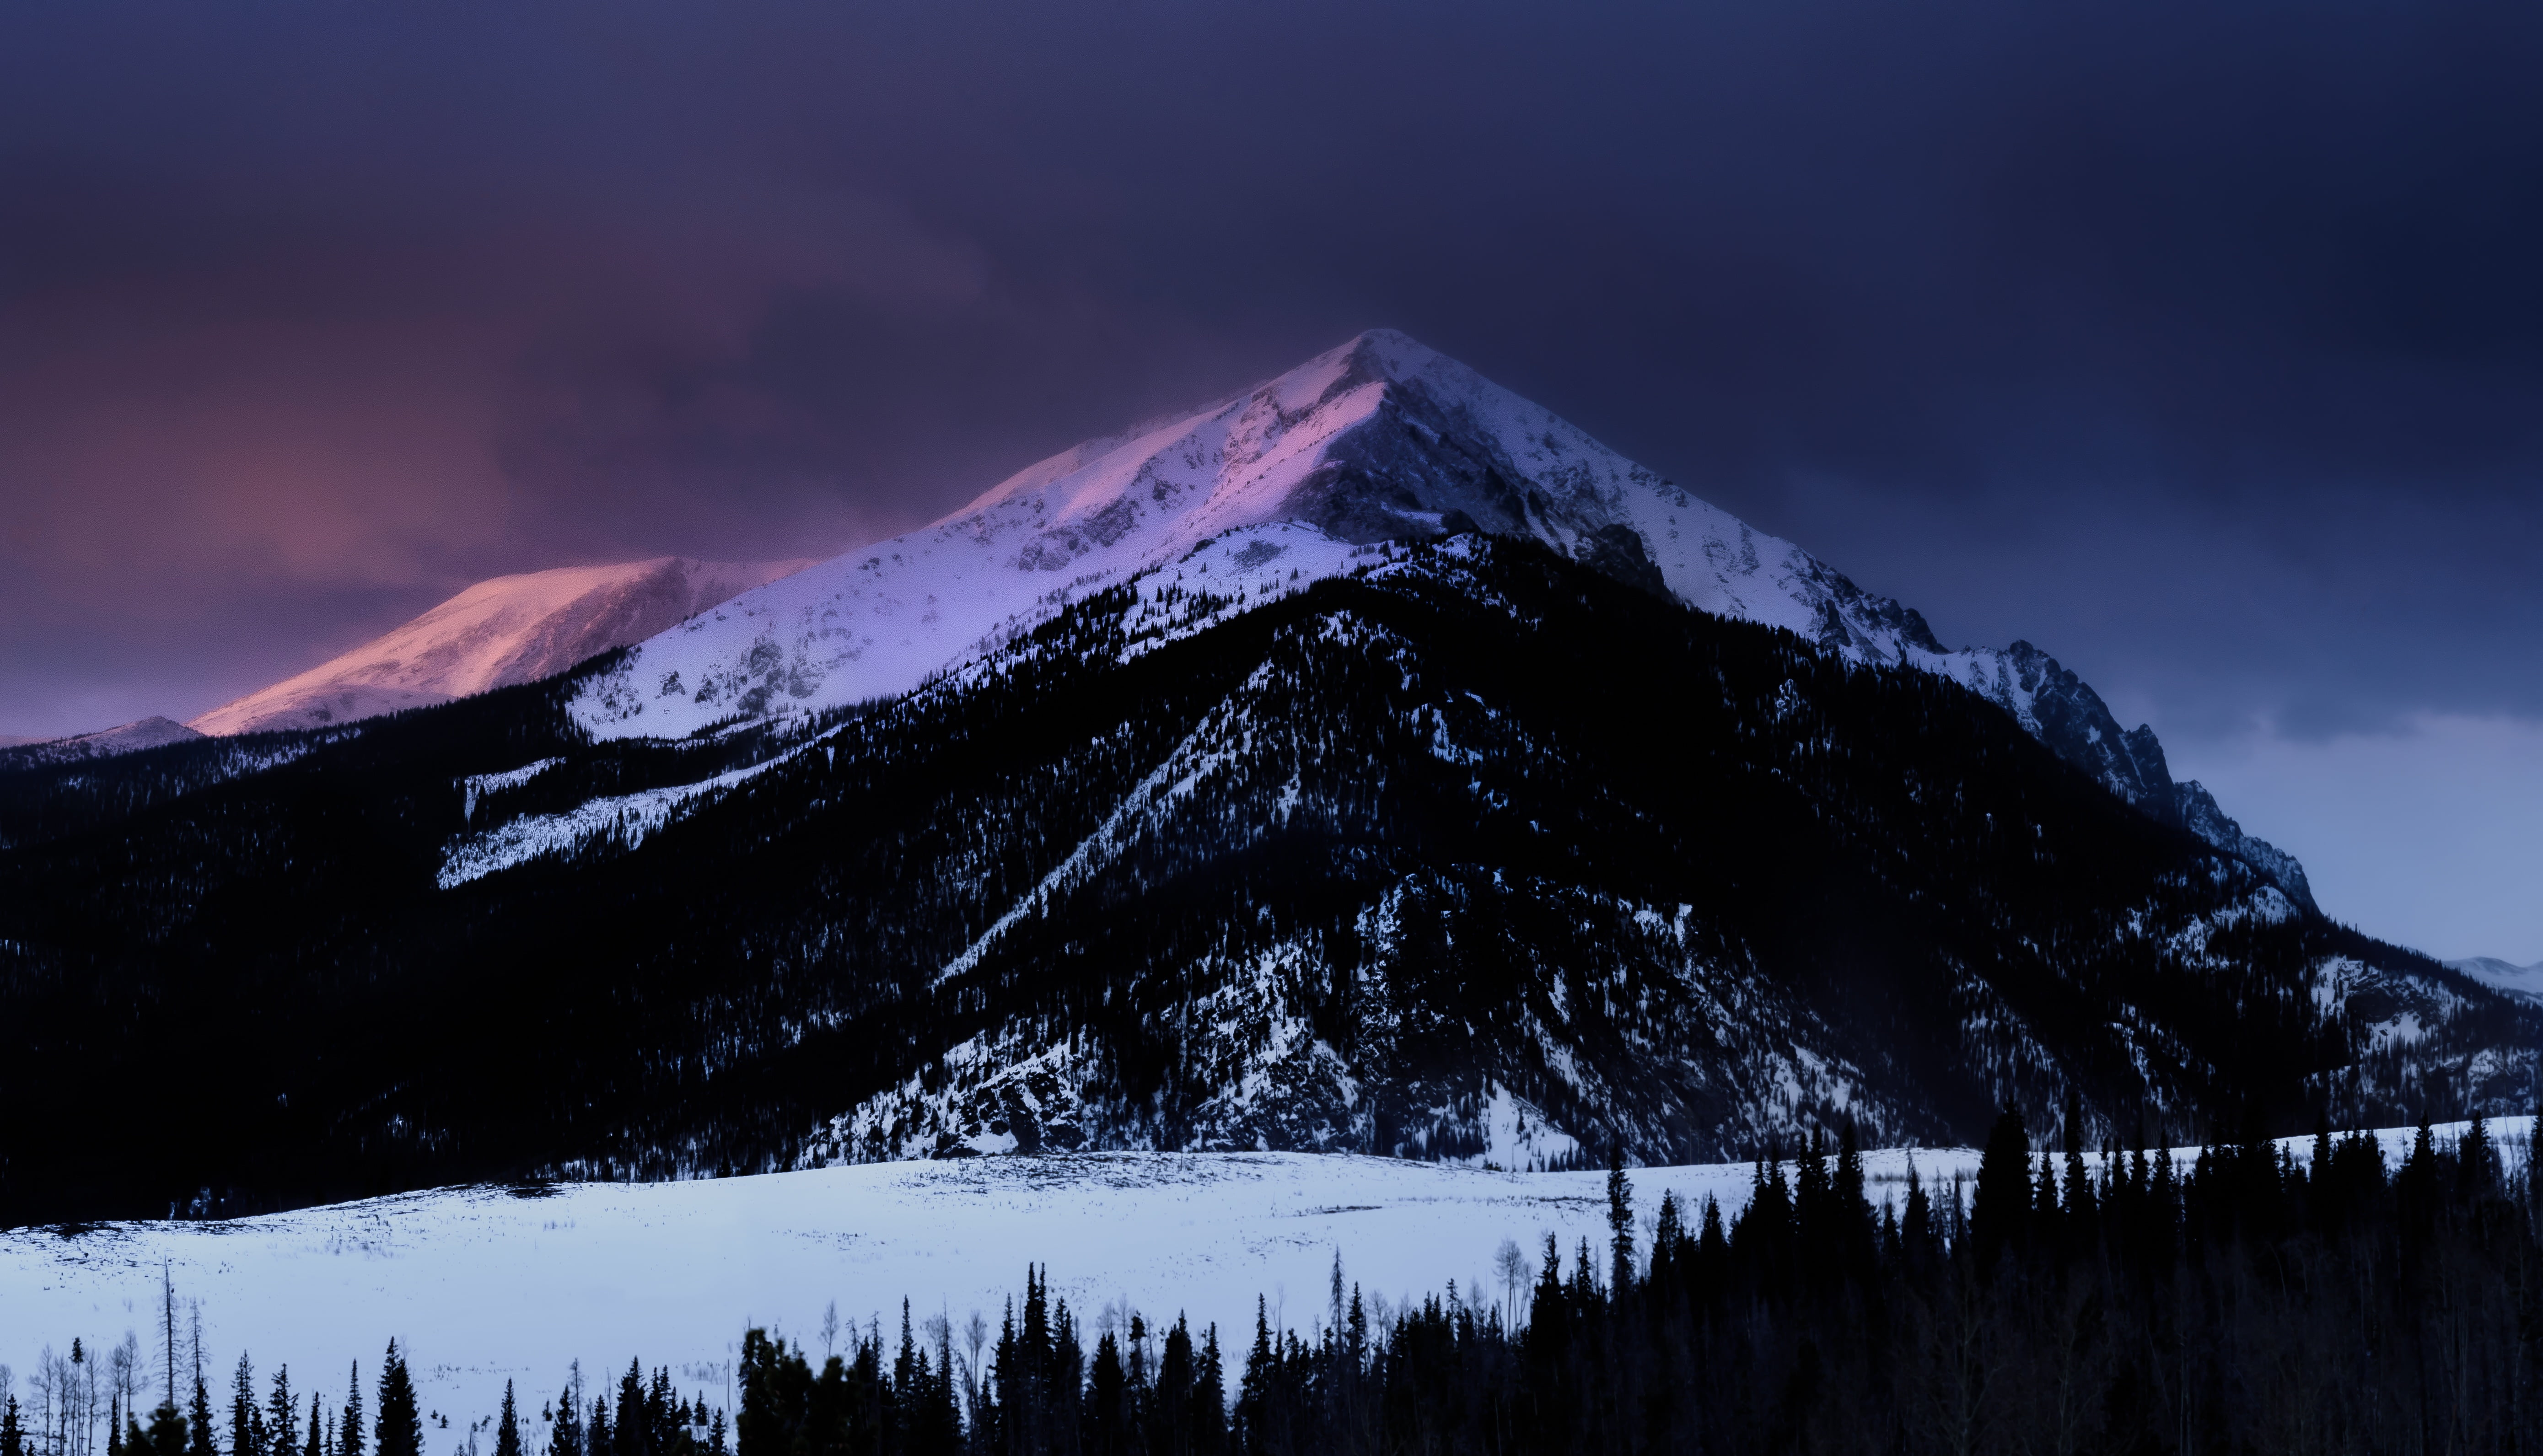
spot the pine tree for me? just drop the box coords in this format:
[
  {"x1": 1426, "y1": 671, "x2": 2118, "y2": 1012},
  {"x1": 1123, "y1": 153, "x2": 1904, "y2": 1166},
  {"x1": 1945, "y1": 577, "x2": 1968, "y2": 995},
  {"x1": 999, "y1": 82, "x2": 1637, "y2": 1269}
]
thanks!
[
  {"x1": 612, "y1": 1362, "x2": 644, "y2": 1456},
  {"x1": 266, "y1": 1367, "x2": 297, "y2": 1456},
  {"x1": 1606, "y1": 1147, "x2": 1635, "y2": 1294},
  {"x1": 1970, "y1": 1108, "x2": 2032, "y2": 1269},
  {"x1": 302, "y1": 1396, "x2": 322, "y2": 1456},
  {"x1": 548, "y1": 1385, "x2": 581, "y2": 1456},
  {"x1": 1087, "y1": 1332, "x2": 1125, "y2": 1456},
  {"x1": 2459, "y1": 1113, "x2": 2500, "y2": 1198},
  {"x1": 1, "y1": 1394, "x2": 24, "y2": 1456},
  {"x1": 1194, "y1": 1323, "x2": 1227, "y2": 1456},
  {"x1": 1235, "y1": 1298, "x2": 1274, "y2": 1444},
  {"x1": 187, "y1": 1373, "x2": 218, "y2": 1456},
  {"x1": 492, "y1": 1385, "x2": 520, "y2": 1456},
  {"x1": 337, "y1": 1367, "x2": 362, "y2": 1456},
  {"x1": 145, "y1": 1396, "x2": 188, "y2": 1456},
  {"x1": 232, "y1": 1355, "x2": 263, "y2": 1456},
  {"x1": 371, "y1": 1346, "x2": 419, "y2": 1456}
]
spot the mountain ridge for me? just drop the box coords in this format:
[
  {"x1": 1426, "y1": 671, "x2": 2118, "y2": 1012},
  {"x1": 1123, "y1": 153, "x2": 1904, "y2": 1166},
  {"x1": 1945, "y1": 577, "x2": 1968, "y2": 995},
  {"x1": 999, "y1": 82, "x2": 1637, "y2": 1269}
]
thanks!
[
  {"x1": 574, "y1": 330, "x2": 2313, "y2": 904},
  {"x1": 0, "y1": 715, "x2": 207, "y2": 771},
  {"x1": 1, "y1": 528, "x2": 2527, "y2": 1225},
  {"x1": 187, "y1": 555, "x2": 810, "y2": 736}
]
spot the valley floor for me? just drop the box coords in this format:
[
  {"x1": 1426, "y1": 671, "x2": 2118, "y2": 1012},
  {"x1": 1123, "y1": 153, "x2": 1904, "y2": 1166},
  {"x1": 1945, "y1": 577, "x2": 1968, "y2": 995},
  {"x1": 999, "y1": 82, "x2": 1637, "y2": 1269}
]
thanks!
[{"x1": 3, "y1": 1125, "x2": 2526, "y2": 1438}]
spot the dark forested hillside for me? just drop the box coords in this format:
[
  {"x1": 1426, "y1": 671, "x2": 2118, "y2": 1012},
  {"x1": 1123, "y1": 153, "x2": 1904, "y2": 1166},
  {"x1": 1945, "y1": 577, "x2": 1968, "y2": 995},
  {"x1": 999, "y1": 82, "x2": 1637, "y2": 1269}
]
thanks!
[{"x1": 0, "y1": 535, "x2": 2530, "y2": 1225}]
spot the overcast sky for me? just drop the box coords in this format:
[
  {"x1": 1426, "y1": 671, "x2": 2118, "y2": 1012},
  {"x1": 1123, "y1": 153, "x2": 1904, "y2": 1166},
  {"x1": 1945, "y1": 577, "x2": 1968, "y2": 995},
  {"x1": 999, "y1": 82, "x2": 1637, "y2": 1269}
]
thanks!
[{"x1": 3, "y1": 0, "x2": 2537, "y2": 959}]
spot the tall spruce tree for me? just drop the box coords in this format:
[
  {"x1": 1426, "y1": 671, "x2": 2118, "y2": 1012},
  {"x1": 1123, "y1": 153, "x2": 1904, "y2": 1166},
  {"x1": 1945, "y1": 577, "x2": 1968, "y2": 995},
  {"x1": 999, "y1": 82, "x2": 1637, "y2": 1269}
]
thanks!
[
  {"x1": 371, "y1": 1346, "x2": 418, "y2": 1456},
  {"x1": 186, "y1": 1372, "x2": 217, "y2": 1456},
  {"x1": 1970, "y1": 1108, "x2": 2033, "y2": 1269},
  {"x1": 548, "y1": 1384, "x2": 581, "y2": 1456},
  {"x1": 337, "y1": 1367, "x2": 362, "y2": 1456},
  {"x1": 612, "y1": 1363, "x2": 644, "y2": 1456},
  {"x1": 231, "y1": 1355, "x2": 262, "y2": 1456},
  {"x1": 492, "y1": 1385, "x2": 520, "y2": 1456},
  {"x1": 1606, "y1": 1148, "x2": 1635, "y2": 1294},
  {"x1": 266, "y1": 1367, "x2": 297, "y2": 1456}
]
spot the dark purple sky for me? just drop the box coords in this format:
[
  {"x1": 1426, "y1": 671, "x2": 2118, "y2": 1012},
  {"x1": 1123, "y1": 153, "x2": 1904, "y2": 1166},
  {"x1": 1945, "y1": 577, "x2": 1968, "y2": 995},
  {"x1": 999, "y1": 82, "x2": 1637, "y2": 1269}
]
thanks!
[{"x1": 3, "y1": 0, "x2": 2538, "y2": 956}]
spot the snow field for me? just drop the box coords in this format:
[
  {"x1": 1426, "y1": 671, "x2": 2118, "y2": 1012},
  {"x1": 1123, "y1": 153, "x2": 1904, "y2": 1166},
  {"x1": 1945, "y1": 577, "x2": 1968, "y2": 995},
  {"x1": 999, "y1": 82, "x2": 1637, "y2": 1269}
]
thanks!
[{"x1": 4, "y1": 1123, "x2": 2528, "y2": 1445}]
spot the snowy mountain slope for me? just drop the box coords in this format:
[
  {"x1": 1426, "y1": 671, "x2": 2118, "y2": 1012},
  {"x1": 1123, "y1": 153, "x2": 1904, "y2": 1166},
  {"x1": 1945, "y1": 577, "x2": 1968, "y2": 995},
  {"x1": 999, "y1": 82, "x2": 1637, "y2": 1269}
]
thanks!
[
  {"x1": 5, "y1": 532, "x2": 2531, "y2": 1223},
  {"x1": 570, "y1": 331, "x2": 1938, "y2": 742},
  {"x1": 7, "y1": 1123, "x2": 2528, "y2": 1439},
  {"x1": 0, "y1": 714, "x2": 205, "y2": 770},
  {"x1": 568, "y1": 331, "x2": 2309, "y2": 903},
  {"x1": 191, "y1": 557, "x2": 810, "y2": 735},
  {"x1": 2448, "y1": 956, "x2": 2543, "y2": 1004},
  {"x1": 2175, "y1": 779, "x2": 2319, "y2": 914}
]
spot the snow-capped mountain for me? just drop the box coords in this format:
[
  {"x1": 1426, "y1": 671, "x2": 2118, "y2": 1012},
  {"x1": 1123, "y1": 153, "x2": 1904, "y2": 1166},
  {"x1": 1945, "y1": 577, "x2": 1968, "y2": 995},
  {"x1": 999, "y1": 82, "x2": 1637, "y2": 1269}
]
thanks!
[
  {"x1": 14, "y1": 333, "x2": 2486, "y2": 1227},
  {"x1": 574, "y1": 331, "x2": 2308, "y2": 902},
  {"x1": 2448, "y1": 956, "x2": 2543, "y2": 1004},
  {"x1": 190, "y1": 556, "x2": 809, "y2": 736},
  {"x1": 0, "y1": 714, "x2": 205, "y2": 770}
]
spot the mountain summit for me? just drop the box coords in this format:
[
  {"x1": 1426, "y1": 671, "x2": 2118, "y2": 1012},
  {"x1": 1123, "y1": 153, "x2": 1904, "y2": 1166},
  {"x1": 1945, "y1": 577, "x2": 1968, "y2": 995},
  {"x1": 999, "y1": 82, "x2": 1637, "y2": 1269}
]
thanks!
[{"x1": 576, "y1": 330, "x2": 2310, "y2": 904}]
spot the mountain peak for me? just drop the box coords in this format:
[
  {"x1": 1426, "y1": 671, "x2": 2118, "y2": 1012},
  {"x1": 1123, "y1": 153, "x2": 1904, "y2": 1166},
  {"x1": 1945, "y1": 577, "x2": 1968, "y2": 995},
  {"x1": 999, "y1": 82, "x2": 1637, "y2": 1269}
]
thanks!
[{"x1": 559, "y1": 333, "x2": 2318, "y2": 924}]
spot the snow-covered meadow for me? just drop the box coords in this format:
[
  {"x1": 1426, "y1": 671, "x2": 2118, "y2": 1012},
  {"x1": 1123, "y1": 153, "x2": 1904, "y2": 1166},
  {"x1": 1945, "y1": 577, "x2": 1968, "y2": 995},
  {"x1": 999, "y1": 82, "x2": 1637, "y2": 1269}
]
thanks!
[
  {"x1": 0, "y1": 1150, "x2": 1949, "y2": 1435},
  {"x1": 4, "y1": 1123, "x2": 2527, "y2": 1444}
]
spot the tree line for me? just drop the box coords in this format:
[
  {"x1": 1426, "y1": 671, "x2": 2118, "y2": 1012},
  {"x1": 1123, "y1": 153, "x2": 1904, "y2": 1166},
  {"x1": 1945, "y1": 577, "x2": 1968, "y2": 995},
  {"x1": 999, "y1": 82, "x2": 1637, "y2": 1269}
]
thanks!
[
  {"x1": 731, "y1": 1109, "x2": 2543, "y2": 1454},
  {"x1": 2, "y1": 1333, "x2": 722, "y2": 1456},
  {"x1": 10, "y1": 1116, "x2": 2538, "y2": 1455}
]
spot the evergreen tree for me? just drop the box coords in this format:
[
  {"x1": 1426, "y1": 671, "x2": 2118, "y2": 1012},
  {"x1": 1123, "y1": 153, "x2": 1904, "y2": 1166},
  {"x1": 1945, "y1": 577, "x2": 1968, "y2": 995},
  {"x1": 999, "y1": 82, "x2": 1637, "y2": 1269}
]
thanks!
[
  {"x1": 1150, "y1": 1316, "x2": 1194, "y2": 1456},
  {"x1": 1605, "y1": 1148, "x2": 1635, "y2": 1294},
  {"x1": 232, "y1": 1354, "x2": 263, "y2": 1456},
  {"x1": 1, "y1": 1394, "x2": 23, "y2": 1456},
  {"x1": 266, "y1": 1367, "x2": 297, "y2": 1456},
  {"x1": 492, "y1": 1385, "x2": 520, "y2": 1456},
  {"x1": 2458, "y1": 1114, "x2": 2500, "y2": 1197},
  {"x1": 1086, "y1": 1332, "x2": 1125, "y2": 1456},
  {"x1": 371, "y1": 1346, "x2": 419, "y2": 1456},
  {"x1": 187, "y1": 1373, "x2": 218, "y2": 1456},
  {"x1": 548, "y1": 1385, "x2": 581, "y2": 1456},
  {"x1": 145, "y1": 1397, "x2": 188, "y2": 1456},
  {"x1": 337, "y1": 1367, "x2": 362, "y2": 1456},
  {"x1": 1234, "y1": 1298, "x2": 1274, "y2": 1445},
  {"x1": 612, "y1": 1362, "x2": 644, "y2": 1456},
  {"x1": 1970, "y1": 1108, "x2": 2032, "y2": 1268},
  {"x1": 302, "y1": 1397, "x2": 322, "y2": 1456}
]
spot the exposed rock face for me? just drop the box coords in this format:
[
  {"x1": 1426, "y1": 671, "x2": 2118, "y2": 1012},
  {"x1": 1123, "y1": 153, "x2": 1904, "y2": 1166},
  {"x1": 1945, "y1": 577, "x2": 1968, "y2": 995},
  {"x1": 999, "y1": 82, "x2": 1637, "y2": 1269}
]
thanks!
[
  {"x1": 2174, "y1": 780, "x2": 2320, "y2": 914},
  {"x1": 189, "y1": 557, "x2": 809, "y2": 736}
]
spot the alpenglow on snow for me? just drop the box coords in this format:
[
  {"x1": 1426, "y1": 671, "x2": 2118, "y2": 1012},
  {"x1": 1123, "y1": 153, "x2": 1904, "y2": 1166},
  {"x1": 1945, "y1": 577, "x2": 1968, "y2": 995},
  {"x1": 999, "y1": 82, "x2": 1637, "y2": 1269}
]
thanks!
[{"x1": 570, "y1": 329, "x2": 2306, "y2": 902}]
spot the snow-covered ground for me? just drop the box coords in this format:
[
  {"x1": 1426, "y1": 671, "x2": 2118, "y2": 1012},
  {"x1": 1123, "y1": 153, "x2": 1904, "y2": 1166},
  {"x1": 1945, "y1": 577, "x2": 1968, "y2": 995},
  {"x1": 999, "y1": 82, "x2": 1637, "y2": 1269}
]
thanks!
[{"x1": 4, "y1": 1125, "x2": 2528, "y2": 1443}]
